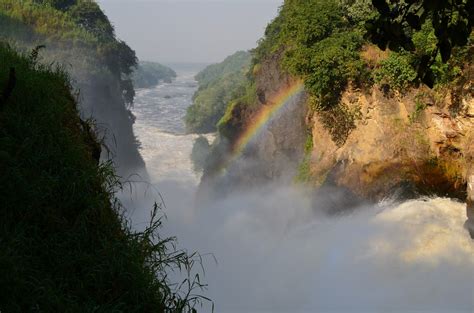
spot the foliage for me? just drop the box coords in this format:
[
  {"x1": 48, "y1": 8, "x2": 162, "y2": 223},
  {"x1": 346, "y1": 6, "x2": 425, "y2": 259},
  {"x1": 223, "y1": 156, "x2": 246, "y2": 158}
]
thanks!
[
  {"x1": 0, "y1": 0, "x2": 137, "y2": 105},
  {"x1": 254, "y1": 0, "x2": 367, "y2": 108},
  {"x1": 194, "y1": 51, "x2": 251, "y2": 89},
  {"x1": 132, "y1": 61, "x2": 176, "y2": 89},
  {"x1": 254, "y1": 0, "x2": 343, "y2": 64},
  {"x1": 185, "y1": 51, "x2": 251, "y2": 133},
  {"x1": 253, "y1": 0, "x2": 471, "y2": 99},
  {"x1": 0, "y1": 43, "x2": 210, "y2": 312},
  {"x1": 373, "y1": 21, "x2": 468, "y2": 91},
  {"x1": 374, "y1": 51, "x2": 418, "y2": 91},
  {"x1": 34, "y1": 0, "x2": 77, "y2": 10},
  {"x1": 67, "y1": 1, "x2": 115, "y2": 39},
  {"x1": 365, "y1": 0, "x2": 473, "y2": 86},
  {"x1": 409, "y1": 97, "x2": 427, "y2": 123},
  {"x1": 288, "y1": 31, "x2": 366, "y2": 107},
  {"x1": 338, "y1": 0, "x2": 375, "y2": 26},
  {"x1": 216, "y1": 100, "x2": 239, "y2": 139},
  {"x1": 315, "y1": 99, "x2": 359, "y2": 146}
]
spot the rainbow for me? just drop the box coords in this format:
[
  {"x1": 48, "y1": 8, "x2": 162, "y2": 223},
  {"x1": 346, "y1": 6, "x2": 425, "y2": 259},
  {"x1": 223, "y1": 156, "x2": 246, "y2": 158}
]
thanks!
[{"x1": 229, "y1": 81, "x2": 304, "y2": 162}]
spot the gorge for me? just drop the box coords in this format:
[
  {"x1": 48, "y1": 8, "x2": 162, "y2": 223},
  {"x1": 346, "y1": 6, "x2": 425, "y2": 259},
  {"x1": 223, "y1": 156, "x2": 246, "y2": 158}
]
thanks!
[{"x1": 0, "y1": 0, "x2": 473, "y2": 312}]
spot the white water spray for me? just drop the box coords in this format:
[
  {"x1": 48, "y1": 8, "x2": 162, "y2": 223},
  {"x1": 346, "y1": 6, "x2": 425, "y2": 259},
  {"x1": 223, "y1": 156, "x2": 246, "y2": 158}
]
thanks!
[{"x1": 127, "y1": 68, "x2": 474, "y2": 313}]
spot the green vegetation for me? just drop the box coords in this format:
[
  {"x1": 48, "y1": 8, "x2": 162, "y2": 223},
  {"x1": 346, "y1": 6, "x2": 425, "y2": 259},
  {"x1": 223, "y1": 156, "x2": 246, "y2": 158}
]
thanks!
[
  {"x1": 194, "y1": 51, "x2": 251, "y2": 89},
  {"x1": 254, "y1": 0, "x2": 471, "y2": 100},
  {"x1": 373, "y1": 51, "x2": 418, "y2": 91},
  {"x1": 243, "y1": 0, "x2": 470, "y2": 142},
  {"x1": 0, "y1": 44, "x2": 209, "y2": 312},
  {"x1": 254, "y1": 0, "x2": 368, "y2": 108},
  {"x1": 373, "y1": 21, "x2": 469, "y2": 92},
  {"x1": 185, "y1": 51, "x2": 251, "y2": 133},
  {"x1": 204, "y1": 0, "x2": 471, "y2": 177},
  {"x1": 0, "y1": 0, "x2": 145, "y2": 173},
  {"x1": 132, "y1": 61, "x2": 176, "y2": 89},
  {"x1": 366, "y1": 0, "x2": 473, "y2": 86},
  {"x1": 409, "y1": 99, "x2": 428, "y2": 123}
]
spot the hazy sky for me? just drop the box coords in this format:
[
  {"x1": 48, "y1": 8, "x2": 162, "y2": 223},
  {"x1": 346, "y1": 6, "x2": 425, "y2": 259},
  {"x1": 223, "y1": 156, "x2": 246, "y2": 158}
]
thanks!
[{"x1": 97, "y1": 0, "x2": 283, "y2": 64}]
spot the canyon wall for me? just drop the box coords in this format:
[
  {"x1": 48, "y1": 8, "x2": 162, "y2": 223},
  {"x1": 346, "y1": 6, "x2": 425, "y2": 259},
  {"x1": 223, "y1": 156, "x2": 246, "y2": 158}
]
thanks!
[{"x1": 201, "y1": 54, "x2": 474, "y2": 233}]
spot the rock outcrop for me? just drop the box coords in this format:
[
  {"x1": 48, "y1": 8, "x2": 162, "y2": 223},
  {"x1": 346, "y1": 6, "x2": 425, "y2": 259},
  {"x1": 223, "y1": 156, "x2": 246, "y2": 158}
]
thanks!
[
  {"x1": 308, "y1": 84, "x2": 473, "y2": 200},
  {"x1": 203, "y1": 53, "x2": 308, "y2": 190},
  {"x1": 202, "y1": 53, "x2": 474, "y2": 233}
]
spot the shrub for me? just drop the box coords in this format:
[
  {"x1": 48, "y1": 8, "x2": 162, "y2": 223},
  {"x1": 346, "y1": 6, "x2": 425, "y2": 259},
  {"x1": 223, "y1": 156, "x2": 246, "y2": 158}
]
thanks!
[{"x1": 374, "y1": 52, "x2": 418, "y2": 91}]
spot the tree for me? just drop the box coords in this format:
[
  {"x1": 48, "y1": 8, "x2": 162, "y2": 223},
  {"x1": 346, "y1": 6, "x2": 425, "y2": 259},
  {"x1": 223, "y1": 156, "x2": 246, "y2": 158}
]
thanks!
[
  {"x1": 365, "y1": 0, "x2": 473, "y2": 86},
  {"x1": 34, "y1": 0, "x2": 77, "y2": 10},
  {"x1": 68, "y1": 1, "x2": 115, "y2": 39}
]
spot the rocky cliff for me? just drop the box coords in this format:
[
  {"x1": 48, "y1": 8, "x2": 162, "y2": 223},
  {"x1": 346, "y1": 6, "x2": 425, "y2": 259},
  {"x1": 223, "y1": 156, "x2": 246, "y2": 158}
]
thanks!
[
  {"x1": 308, "y1": 73, "x2": 473, "y2": 201},
  {"x1": 199, "y1": 0, "x2": 473, "y2": 235},
  {"x1": 201, "y1": 51, "x2": 474, "y2": 235},
  {"x1": 199, "y1": 52, "x2": 307, "y2": 198}
]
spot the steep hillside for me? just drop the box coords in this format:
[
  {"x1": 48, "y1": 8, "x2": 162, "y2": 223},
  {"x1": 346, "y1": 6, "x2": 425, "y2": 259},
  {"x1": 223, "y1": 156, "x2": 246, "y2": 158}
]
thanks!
[
  {"x1": 0, "y1": 0, "x2": 145, "y2": 176},
  {"x1": 185, "y1": 50, "x2": 251, "y2": 133},
  {"x1": 133, "y1": 61, "x2": 176, "y2": 89},
  {"x1": 200, "y1": 0, "x2": 474, "y2": 232},
  {"x1": 0, "y1": 44, "x2": 208, "y2": 312}
]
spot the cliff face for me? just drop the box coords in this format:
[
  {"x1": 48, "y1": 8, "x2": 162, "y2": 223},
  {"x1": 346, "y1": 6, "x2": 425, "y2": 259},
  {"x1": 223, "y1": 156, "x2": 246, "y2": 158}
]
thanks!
[
  {"x1": 249, "y1": 52, "x2": 308, "y2": 182},
  {"x1": 308, "y1": 77, "x2": 473, "y2": 201},
  {"x1": 201, "y1": 50, "x2": 474, "y2": 231},
  {"x1": 200, "y1": 53, "x2": 307, "y2": 196}
]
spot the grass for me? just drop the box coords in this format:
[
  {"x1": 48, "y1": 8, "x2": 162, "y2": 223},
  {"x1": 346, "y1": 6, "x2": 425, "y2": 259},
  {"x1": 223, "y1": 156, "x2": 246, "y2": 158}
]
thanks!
[{"x1": 0, "y1": 44, "x2": 210, "y2": 312}]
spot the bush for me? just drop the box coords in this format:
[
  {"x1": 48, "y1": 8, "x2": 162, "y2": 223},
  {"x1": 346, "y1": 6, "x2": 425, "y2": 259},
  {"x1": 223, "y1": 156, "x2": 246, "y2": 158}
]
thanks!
[
  {"x1": 292, "y1": 31, "x2": 365, "y2": 107},
  {"x1": 374, "y1": 52, "x2": 418, "y2": 91},
  {"x1": 254, "y1": 0, "x2": 366, "y2": 108}
]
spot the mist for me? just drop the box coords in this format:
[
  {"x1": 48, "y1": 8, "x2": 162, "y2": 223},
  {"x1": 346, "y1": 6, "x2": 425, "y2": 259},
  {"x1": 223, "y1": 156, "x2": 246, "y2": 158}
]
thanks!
[
  {"x1": 119, "y1": 80, "x2": 474, "y2": 313},
  {"x1": 120, "y1": 77, "x2": 474, "y2": 312},
  {"x1": 121, "y1": 179, "x2": 474, "y2": 313}
]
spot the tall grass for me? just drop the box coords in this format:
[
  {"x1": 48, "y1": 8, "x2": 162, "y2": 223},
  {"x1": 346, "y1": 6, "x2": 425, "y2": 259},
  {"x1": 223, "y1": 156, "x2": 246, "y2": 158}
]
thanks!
[{"x1": 0, "y1": 43, "x2": 211, "y2": 312}]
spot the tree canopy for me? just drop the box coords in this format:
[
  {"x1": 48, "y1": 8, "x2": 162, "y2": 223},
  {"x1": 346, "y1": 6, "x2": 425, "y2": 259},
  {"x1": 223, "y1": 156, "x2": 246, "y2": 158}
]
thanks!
[
  {"x1": 366, "y1": 0, "x2": 473, "y2": 86},
  {"x1": 185, "y1": 51, "x2": 252, "y2": 133}
]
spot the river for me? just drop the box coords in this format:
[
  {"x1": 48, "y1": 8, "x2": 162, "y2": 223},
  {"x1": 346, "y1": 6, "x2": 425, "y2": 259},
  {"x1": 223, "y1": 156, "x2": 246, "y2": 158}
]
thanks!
[{"x1": 129, "y1": 67, "x2": 474, "y2": 313}]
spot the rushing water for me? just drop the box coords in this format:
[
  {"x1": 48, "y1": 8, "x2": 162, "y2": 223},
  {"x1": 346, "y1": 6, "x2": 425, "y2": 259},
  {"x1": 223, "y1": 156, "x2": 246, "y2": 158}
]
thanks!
[
  {"x1": 130, "y1": 68, "x2": 474, "y2": 313},
  {"x1": 132, "y1": 68, "x2": 213, "y2": 184}
]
